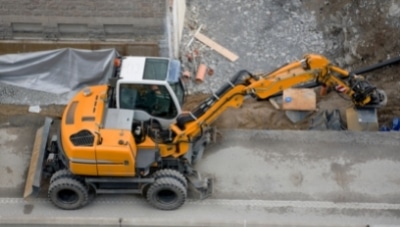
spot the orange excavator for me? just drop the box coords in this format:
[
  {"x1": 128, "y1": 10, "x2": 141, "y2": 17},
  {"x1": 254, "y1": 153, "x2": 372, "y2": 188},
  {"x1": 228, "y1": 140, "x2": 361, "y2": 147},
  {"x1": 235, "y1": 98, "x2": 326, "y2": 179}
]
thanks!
[{"x1": 24, "y1": 54, "x2": 387, "y2": 210}]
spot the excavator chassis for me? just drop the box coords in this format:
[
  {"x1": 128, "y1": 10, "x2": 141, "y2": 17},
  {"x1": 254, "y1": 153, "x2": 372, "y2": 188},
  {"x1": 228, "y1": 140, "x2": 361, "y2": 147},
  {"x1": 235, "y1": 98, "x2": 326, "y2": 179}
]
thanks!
[{"x1": 24, "y1": 117, "x2": 212, "y2": 210}]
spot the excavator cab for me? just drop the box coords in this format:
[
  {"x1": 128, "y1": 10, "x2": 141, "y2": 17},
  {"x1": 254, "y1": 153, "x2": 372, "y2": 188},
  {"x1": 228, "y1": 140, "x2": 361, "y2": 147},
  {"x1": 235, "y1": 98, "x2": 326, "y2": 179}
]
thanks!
[
  {"x1": 113, "y1": 57, "x2": 185, "y2": 129},
  {"x1": 119, "y1": 83, "x2": 177, "y2": 118}
]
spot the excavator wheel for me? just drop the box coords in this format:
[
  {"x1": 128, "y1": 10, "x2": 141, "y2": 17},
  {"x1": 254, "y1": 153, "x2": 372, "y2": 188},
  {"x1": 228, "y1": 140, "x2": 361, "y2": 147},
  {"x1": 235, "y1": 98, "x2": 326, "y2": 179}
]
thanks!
[
  {"x1": 152, "y1": 169, "x2": 188, "y2": 188},
  {"x1": 143, "y1": 169, "x2": 187, "y2": 199},
  {"x1": 50, "y1": 169, "x2": 84, "y2": 184},
  {"x1": 146, "y1": 177, "x2": 187, "y2": 210},
  {"x1": 48, "y1": 177, "x2": 89, "y2": 210},
  {"x1": 50, "y1": 170, "x2": 96, "y2": 206},
  {"x1": 141, "y1": 184, "x2": 151, "y2": 199}
]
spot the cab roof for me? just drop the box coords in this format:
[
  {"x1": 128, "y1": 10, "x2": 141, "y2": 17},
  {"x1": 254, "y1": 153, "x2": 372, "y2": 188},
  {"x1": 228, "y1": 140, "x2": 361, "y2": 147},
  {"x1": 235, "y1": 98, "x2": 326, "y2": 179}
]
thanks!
[{"x1": 119, "y1": 57, "x2": 180, "y2": 83}]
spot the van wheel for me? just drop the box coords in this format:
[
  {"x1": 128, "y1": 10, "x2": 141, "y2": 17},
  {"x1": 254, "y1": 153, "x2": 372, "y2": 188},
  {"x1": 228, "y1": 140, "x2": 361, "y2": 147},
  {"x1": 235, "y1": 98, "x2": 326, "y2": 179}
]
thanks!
[
  {"x1": 146, "y1": 177, "x2": 186, "y2": 210},
  {"x1": 48, "y1": 177, "x2": 89, "y2": 210}
]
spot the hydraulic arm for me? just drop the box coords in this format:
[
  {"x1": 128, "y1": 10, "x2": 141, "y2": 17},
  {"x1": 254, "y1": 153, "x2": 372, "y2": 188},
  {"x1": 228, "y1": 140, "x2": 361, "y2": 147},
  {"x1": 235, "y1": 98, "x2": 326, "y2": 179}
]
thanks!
[{"x1": 173, "y1": 54, "x2": 387, "y2": 144}]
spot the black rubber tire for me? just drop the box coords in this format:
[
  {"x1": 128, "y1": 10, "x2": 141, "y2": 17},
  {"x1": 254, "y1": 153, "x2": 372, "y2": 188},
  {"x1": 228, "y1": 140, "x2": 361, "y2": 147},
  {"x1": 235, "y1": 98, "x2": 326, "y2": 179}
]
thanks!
[
  {"x1": 48, "y1": 177, "x2": 89, "y2": 210},
  {"x1": 141, "y1": 183, "x2": 151, "y2": 199},
  {"x1": 50, "y1": 169, "x2": 83, "y2": 184},
  {"x1": 146, "y1": 177, "x2": 187, "y2": 210},
  {"x1": 86, "y1": 184, "x2": 96, "y2": 205},
  {"x1": 50, "y1": 170, "x2": 94, "y2": 207},
  {"x1": 152, "y1": 169, "x2": 188, "y2": 188}
]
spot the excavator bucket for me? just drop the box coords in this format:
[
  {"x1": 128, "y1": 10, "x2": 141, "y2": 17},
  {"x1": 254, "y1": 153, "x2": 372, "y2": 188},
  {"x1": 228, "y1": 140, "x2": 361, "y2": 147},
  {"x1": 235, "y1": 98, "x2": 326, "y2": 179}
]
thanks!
[{"x1": 24, "y1": 117, "x2": 53, "y2": 199}]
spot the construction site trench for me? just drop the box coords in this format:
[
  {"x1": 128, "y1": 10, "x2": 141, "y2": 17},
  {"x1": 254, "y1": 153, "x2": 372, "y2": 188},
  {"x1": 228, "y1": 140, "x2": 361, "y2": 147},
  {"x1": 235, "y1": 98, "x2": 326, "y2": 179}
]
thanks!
[{"x1": 1, "y1": 1, "x2": 399, "y2": 131}]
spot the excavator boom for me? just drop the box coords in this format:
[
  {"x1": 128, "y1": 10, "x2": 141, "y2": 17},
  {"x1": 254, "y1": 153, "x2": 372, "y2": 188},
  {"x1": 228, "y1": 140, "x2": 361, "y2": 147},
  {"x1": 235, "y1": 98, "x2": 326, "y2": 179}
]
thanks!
[{"x1": 173, "y1": 54, "x2": 387, "y2": 145}]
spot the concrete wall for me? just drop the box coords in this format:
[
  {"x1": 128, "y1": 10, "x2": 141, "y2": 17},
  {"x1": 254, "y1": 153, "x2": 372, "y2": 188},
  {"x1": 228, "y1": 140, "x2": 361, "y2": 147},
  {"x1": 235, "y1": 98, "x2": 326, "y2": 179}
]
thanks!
[
  {"x1": 169, "y1": 0, "x2": 186, "y2": 58},
  {"x1": 0, "y1": 0, "x2": 185, "y2": 57},
  {"x1": 0, "y1": 40, "x2": 159, "y2": 56}
]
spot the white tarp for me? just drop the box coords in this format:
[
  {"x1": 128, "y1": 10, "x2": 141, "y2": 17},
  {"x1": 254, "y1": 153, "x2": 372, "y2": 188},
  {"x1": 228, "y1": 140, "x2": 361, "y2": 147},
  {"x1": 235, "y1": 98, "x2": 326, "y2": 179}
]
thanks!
[{"x1": 0, "y1": 48, "x2": 118, "y2": 94}]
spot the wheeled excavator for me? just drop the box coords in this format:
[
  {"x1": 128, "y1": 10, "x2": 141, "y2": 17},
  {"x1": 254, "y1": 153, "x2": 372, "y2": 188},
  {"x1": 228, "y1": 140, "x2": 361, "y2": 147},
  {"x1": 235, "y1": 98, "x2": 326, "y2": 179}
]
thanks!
[{"x1": 24, "y1": 54, "x2": 387, "y2": 210}]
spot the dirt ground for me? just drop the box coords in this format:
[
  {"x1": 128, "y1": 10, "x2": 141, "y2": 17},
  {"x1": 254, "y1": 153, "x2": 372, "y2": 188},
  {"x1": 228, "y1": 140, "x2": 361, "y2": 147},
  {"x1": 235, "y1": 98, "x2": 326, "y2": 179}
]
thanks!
[
  {"x1": 1, "y1": 0, "x2": 400, "y2": 131},
  {"x1": 0, "y1": 74, "x2": 398, "y2": 131},
  {"x1": 180, "y1": 0, "x2": 400, "y2": 130},
  {"x1": 303, "y1": 0, "x2": 400, "y2": 128},
  {"x1": 0, "y1": 87, "x2": 376, "y2": 131}
]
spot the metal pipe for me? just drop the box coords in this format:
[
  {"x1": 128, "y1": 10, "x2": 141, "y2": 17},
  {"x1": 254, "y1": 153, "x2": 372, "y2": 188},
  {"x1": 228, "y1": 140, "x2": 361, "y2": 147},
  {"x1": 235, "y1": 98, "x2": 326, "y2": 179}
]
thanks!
[{"x1": 352, "y1": 55, "x2": 400, "y2": 75}]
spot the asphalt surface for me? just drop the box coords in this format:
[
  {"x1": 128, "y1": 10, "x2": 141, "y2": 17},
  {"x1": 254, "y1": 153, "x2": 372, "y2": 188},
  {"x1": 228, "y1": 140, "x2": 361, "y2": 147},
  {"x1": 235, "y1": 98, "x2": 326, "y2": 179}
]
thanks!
[
  {"x1": 1, "y1": 124, "x2": 400, "y2": 226},
  {"x1": 197, "y1": 130, "x2": 400, "y2": 203}
]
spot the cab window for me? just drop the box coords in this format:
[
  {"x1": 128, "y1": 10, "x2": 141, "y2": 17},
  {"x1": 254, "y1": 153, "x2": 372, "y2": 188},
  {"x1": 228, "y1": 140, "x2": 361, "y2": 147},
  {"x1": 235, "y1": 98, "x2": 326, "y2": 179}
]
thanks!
[
  {"x1": 119, "y1": 83, "x2": 178, "y2": 119},
  {"x1": 143, "y1": 59, "x2": 169, "y2": 81}
]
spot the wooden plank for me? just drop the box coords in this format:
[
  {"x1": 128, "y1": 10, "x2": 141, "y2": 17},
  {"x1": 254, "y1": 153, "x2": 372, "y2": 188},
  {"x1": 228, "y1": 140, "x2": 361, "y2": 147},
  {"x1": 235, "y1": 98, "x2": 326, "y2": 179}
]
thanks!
[
  {"x1": 282, "y1": 88, "x2": 316, "y2": 111},
  {"x1": 269, "y1": 98, "x2": 280, "y2": 110},
  {"x1": 346, "y1": 107, "x2": 379, "y2": 131},
  {"x1": 194, "y1": 32, "x2": 239, "y2": 62}
]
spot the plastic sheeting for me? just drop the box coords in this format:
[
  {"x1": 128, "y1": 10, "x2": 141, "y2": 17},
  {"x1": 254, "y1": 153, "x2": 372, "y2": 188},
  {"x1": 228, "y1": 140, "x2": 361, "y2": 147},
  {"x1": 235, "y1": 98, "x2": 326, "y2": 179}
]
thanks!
[{"x1": 0, "y1": 48, "x2": 118, "y2": 94}]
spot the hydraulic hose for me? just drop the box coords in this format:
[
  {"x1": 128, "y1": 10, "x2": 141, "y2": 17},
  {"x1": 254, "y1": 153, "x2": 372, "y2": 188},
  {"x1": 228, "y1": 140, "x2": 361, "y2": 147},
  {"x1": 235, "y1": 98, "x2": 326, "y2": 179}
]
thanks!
[{"x1": 352, "y1": 55, "x2": 400, "y2": 75}]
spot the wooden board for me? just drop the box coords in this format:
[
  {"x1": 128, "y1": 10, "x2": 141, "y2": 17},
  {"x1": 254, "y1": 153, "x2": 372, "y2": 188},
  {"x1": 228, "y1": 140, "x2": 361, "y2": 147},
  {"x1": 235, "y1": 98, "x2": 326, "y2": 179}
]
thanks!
[
  {"x1": 282, "y1": 88, "x2": 316, "y2": 111},
  {"x1": 346, "y1": 107, "x2": 379, "y2": 131},
  {"x1": 194, "y1": 32, "x2": 239, "y2": 62},
  {"x1": 269, "y1": 98, "x2": 280, "y2": 109}
]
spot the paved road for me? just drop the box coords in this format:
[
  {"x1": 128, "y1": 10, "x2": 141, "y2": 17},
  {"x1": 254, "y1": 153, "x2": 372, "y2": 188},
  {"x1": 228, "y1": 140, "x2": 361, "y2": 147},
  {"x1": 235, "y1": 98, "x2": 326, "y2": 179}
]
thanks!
[
  {"x1": 1, "y1": 196, "x2": 400, "y2": 227},
  {"x1": 197, "y1": 130, "x2": 400, "y2": 203},
  {"x1": 1, "y1": 125, "x2": 400, "y2": 226}
]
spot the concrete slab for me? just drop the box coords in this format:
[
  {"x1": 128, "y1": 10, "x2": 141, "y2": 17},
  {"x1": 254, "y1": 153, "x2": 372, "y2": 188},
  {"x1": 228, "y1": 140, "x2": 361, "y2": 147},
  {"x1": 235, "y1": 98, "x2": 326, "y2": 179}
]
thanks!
[
  {"x1": 0, "y1": 127, "x2": 37, "y2": 197},
  {"x1": 0, "y1": 126, "x2": 400, "y2": 226},
  {"x1": 1, "y1": 126, "x2": 400, "y2": 205},
  {"x1": 197, "y1": 130, "x2": 400, "y2": 203},
  {"x1": 1, "y1": 196, "x2": 400, "y2": 226}
]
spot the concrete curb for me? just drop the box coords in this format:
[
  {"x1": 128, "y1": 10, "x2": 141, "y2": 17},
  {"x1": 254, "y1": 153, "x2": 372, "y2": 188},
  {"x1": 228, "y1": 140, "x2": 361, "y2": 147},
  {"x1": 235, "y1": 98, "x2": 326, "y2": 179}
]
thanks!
[{"x1": 0, "y1": 216, "x2": 369, "y2": 227}]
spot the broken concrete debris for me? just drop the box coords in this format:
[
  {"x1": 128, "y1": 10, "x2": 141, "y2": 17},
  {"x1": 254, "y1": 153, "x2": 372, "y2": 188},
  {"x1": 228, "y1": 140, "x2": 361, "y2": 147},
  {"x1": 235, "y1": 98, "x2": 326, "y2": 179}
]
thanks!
[
  {"x1": 285, "y1": 110, "x2": 313, "y2": 124},
  {"x1": 181, "y1": 25, "x2": 238, "y2": 90},
  {"x1": 28, "y1": 105, "x2": 41, "y2": 113},
  {"x1": 309, "y1": 109, "x2": 345, "y2": 131},
  {"x1": 195, "y1": 63, "x2": 207, "y2": 84}
]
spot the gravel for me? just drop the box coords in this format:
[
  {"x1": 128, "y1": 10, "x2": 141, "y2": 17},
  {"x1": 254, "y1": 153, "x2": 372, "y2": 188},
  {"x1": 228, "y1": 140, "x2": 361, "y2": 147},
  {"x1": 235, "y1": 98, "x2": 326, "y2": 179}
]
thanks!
[
  {"x1": 179, "y1": 0, "x2": 400, "y2": 94},
  {"x1": 0, "y1": 82, "x2": 71, "y2": 105},
  {"x1": 180, "y1": 0, "x2": 327, "y2": 93}
]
